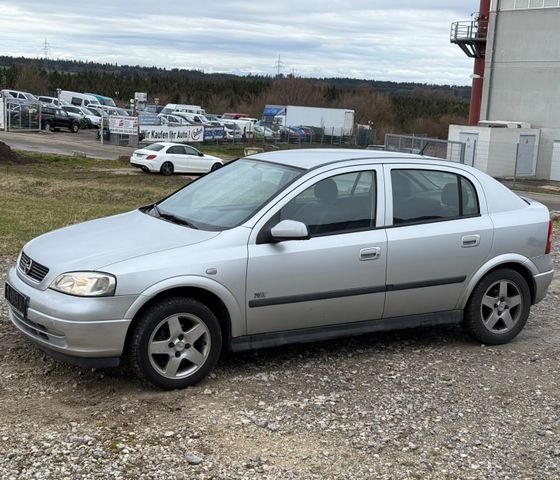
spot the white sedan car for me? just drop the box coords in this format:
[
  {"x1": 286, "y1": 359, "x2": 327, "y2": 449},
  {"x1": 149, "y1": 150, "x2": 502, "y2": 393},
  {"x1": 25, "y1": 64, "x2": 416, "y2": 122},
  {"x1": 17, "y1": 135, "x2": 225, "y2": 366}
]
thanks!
[{"x1": 130, "y1": 143, "x2": 224, "y2": 176}]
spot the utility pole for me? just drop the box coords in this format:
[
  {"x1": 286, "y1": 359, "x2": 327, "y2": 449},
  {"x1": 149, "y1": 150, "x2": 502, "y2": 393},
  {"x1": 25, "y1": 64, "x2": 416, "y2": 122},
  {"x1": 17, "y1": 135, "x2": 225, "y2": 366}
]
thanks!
[
  {"x1": 275, "y1": 55, "x2": 284, "y2": 77},
  {"x1": 43, "y1": 38, "x2": 50, "y2": 71}
]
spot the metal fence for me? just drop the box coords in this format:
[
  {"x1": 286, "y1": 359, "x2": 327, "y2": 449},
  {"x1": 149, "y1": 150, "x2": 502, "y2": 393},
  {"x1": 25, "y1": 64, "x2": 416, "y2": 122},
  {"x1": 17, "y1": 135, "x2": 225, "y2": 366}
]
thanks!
[
  {"x1": 4, "y1": 99, "x2": 41, "y2": 131},
  {"x1": 384, "y1": 134, "x2": 466, "y2": 164}
]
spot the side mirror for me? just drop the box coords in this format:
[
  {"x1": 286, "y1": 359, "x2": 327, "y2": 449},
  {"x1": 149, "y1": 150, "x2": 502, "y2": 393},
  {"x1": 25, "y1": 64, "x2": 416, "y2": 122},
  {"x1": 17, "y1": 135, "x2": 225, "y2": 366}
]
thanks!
[
  {"x1": 270, "y1": 220, "x2": 309, "y2": 242},
  {"x1": 198, "y1": 152, "x2": 204, "y2": 157}
]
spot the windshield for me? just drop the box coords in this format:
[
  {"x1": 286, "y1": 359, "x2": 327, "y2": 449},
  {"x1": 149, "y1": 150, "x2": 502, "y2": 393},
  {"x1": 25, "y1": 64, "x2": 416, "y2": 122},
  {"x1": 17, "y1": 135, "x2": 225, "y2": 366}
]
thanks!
[
  {"x1": 144, "y1": 143, "x2": 166, "y2": 151},
  {"x1": 157, "y1": 159, "x2": 303, "y2": 230}
]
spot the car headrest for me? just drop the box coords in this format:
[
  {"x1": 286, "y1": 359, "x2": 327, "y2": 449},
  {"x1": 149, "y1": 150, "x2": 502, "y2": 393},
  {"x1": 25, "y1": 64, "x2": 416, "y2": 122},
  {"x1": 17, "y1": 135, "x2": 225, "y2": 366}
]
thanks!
[
  {"x1": 441, "y1": 182, "x2": 459, "y2": 207},
  {"x1": 315, "y1": 178, "x2": 338, "y2": 203}
]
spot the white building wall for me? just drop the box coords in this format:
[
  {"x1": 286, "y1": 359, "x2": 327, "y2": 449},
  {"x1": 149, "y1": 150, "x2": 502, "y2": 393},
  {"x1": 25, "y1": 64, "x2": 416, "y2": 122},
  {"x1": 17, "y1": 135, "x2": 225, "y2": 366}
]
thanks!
[{"x1": 448, "y1": 125, "x2": 540, "y2": 177}]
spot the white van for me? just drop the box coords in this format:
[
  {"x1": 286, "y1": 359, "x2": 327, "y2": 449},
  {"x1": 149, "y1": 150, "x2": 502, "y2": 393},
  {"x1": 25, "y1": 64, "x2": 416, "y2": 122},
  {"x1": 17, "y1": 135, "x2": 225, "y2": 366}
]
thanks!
[
  {"x1": 59, "y1": 91, "x2": 100, "y2": 108},
  {"x1": 161, "y1": 104, "x2": 207, "y2": 116},
  {"x1": 37, "y1": 96, "x2": 68, "y2": 107}
]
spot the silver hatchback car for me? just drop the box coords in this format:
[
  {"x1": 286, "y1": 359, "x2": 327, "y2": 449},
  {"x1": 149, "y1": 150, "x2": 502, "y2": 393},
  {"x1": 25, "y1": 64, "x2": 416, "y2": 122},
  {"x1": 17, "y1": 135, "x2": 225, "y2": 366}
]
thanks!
[{"x1": 5, "y1": 149, "x2": 554, "y2": 389}]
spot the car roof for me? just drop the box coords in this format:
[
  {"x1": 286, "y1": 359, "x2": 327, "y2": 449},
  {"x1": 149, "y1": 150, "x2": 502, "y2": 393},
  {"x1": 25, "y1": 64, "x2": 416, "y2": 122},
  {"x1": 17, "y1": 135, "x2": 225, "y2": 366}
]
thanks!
[{"x1": 250, "y1": 148, "x2": 473, "y2": 171}]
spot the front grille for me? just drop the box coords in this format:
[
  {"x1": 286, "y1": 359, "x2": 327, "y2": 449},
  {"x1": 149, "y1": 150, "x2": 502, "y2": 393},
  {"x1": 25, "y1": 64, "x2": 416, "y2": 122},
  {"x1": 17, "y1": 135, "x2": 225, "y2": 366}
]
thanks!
[{"x1": 19, "y1": 251, "x2": 50, "y2": 282}]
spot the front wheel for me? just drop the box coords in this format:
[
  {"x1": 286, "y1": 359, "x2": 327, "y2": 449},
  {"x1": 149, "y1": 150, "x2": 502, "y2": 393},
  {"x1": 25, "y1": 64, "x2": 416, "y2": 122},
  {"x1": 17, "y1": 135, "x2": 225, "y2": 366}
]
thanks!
[
  {"x1": 160, "y1": 161, "x2": 174, "y2": 176},
  {"x1": 463, "y1": 268, "x2": 531, "y2": 344},
  {"x1": 127, "y1": 297, "x2": 222, "y2": 389},
  {"x1": 70, "y1": 123, "x2": 79, "y2": 133},
  {"x1": 211, "y1": 162, "x2": 222, "y2": 171}
]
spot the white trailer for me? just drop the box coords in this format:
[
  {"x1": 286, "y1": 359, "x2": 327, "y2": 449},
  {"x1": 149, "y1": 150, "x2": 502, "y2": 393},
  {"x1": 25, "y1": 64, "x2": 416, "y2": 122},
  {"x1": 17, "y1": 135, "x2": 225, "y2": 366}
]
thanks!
[{"x1": 265, "y1": 105, "x2": 355, "y2": 136}]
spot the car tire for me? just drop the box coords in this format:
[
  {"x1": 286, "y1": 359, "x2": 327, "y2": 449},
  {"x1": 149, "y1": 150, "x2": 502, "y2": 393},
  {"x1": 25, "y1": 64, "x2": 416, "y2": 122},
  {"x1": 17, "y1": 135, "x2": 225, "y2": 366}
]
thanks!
[
  {"x1": 160, "y1": 161, "x2": 174, "y2": 176},
  {"x1": 43, "y1": 121, "x2": 53, "y2": 133},
  {"x1": 70, "y1": 123, "x2": 79, "y2": 133},
  {"x1": 463, "y1": 268, "x2": 531, "y2": 345},
  {"x1": 127, "y1": 297, "x2": 222, "y2": 390},
  {"x1": 211, "y1": 162, "x2": 222, "y2": 171}
]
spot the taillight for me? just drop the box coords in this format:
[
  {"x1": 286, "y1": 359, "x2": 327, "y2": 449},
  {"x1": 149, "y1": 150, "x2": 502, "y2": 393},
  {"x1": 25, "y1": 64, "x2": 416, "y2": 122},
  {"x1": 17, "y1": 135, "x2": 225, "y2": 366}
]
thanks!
[
  {"x1": 146, "y1": 154, "x2": 157, "y2": 160},
  {"x1": 545, "y1": 219, "x2": 553, "y2": 254}
]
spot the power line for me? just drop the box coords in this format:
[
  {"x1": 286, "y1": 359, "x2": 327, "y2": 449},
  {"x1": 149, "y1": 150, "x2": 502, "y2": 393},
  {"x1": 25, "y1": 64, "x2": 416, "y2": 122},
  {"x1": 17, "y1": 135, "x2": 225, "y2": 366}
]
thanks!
[
  {"x1": 42, "y1": 38, "x2": 50, "y2": 59},
  {"x1": 274, "y1": 55, "x2": 284, "y2": 77}
]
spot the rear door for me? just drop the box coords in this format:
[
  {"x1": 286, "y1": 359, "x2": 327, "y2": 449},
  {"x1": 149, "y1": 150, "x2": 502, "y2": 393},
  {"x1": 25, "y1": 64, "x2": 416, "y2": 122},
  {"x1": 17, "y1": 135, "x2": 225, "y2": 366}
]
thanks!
[
  {"x1": 246, "y1": 166, "x2": 387, "y2": 334},
  {"x1": 384, "y1": 164, "x2": 493, "y2": 318}
]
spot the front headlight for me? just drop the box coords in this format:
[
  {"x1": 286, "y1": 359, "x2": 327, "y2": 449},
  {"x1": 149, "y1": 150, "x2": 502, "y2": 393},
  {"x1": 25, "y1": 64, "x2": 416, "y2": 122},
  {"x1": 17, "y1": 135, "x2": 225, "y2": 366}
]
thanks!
[{"x1": 50, "y1": 272, "x2": 116, "y2": 297}]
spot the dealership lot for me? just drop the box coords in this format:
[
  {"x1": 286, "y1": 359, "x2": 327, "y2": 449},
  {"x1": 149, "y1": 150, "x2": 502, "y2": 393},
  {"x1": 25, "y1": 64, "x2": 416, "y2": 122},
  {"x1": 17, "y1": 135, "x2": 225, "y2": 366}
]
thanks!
[{"x1": 1, "y1": 235, "x2": 559, "y2": 479}]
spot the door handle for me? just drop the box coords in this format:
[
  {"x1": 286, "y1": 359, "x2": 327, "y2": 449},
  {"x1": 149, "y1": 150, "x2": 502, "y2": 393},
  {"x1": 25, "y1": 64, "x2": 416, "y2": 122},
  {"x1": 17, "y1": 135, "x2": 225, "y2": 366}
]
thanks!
[
  {"x1": 461, "y1": 234, "x2": 480, "y2": 248},
  {"x1": 360, "y1": 247, "x2": 381, "y2": 261}
]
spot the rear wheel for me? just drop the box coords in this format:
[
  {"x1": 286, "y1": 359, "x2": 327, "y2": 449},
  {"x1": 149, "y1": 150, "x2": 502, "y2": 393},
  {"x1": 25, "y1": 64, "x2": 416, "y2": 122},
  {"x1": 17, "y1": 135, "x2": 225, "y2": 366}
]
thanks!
[
  {"x1": 463, "y1": 268, "x2": 531, "y2": 344},
  {"x1": 43, "y1": 121, "x2": 53, "y2": 132},
  {"x1": 160, "y1": 161, "x2": 174, "y2": 176},
  {"x1": 127, "y1": 297, "x2": 222, "y2": 389}
]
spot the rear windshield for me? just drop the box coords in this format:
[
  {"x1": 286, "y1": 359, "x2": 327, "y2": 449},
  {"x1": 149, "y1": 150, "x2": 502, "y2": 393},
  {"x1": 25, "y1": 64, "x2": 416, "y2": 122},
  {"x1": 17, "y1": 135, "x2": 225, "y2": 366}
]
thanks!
[{"x1": 144, "y1": 144, "x2": 166, "y2": 152}]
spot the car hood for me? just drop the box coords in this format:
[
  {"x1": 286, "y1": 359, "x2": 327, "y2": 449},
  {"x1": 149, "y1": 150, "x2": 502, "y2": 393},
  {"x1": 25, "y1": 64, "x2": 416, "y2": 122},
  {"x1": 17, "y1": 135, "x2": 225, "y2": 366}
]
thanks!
[
  {"x1": 23, "y1": 209, "x2": 220, "y2": 273},
  {"x1": 203, "y1": 154, "x2": 223, "y2": 162}
]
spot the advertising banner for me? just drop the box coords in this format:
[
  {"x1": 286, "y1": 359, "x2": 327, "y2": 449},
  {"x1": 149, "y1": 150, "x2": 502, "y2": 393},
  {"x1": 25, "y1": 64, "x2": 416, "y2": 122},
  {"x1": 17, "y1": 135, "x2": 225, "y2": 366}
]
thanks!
[
  {"x1": 203, "y1": 126, "x2": 225, "y2": 141},
  {"x1": 108, "y1": 116, "x2": 138, "y2": 135},
  {"x1": 139, "y1": 125, "x2": 204, "y2": 143}
]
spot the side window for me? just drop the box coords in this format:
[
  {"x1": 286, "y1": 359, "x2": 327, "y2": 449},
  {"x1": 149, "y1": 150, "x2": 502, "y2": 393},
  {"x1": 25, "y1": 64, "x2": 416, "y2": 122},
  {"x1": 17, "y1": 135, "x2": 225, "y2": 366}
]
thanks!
[
  {"x1": 184, "y1": 146, "x2": 199, "y2": 156},
  {"x1": 279, "y1": 171, "x2": 377, "y2": 236},
  {"x1": 391, "y1": 169, "x2": 480, "y2": 225},
  {"x1": 71, "y1": 97, "x2": 81, "y2": 106},
  {"x1": 167, "y1": 146, "x2": 185, "y2": 154}
]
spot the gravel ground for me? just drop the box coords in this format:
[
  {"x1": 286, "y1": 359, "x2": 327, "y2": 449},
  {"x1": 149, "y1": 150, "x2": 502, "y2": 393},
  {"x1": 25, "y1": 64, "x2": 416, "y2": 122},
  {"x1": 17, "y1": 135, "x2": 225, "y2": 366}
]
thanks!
[{"x1": 1, "y1": 231, "x2": 559, "y2": 479}]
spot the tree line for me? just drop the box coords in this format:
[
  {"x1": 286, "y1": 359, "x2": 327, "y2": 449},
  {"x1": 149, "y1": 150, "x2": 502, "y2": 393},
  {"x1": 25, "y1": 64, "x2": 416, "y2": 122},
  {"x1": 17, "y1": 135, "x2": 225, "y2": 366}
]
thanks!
[{"x1": 0, "y1": 57, "x2": 470, "y2": 140}]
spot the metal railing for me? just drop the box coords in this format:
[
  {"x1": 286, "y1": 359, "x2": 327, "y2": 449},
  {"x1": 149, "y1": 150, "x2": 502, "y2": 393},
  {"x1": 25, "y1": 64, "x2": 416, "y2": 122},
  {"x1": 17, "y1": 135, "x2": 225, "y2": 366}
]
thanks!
[
  {"x1": 450, "y1": 19, "x2": 489, "y2": 43},
  {"x1": 384, "y1": 134, "x2": 466, "y2": 164}
]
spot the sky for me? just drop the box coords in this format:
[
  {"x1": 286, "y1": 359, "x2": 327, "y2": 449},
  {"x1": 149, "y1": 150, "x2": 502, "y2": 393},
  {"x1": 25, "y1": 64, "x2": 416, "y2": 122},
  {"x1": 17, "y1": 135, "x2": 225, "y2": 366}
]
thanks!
[{"x1": 0, "y1": 1, "x2": 478, "y2": 85}]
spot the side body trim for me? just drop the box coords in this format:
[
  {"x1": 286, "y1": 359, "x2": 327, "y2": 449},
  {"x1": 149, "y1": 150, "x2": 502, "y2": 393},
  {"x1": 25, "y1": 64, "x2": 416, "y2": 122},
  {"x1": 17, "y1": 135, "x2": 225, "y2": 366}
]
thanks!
[
  {"x1": 249, "y1": 276, "x2": 466, "y2": 308},
  {"x1": 230, "y1": 310, "x2": 463, "y2": 352}
]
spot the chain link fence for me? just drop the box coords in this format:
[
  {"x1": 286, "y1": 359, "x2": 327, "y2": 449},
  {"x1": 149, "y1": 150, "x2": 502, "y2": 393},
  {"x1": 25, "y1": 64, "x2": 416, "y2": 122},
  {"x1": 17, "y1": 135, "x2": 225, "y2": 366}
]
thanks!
[{"x1": 384, "y1": 134, "x2": 466, "y2": 164}]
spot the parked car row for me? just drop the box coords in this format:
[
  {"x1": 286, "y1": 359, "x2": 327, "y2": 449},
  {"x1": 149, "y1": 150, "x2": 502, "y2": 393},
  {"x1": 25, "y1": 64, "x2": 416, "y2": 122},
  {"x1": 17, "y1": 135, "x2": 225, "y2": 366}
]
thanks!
[{"x1": 1, "y1": 88, "x2": 123, "y2": 132}]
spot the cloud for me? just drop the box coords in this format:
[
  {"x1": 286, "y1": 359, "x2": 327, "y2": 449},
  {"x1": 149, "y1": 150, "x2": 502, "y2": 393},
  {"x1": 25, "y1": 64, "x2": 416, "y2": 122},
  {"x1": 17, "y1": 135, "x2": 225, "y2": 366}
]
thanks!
[{"x1": 0, "y1": 0, "x2": 476, "y2": 83}]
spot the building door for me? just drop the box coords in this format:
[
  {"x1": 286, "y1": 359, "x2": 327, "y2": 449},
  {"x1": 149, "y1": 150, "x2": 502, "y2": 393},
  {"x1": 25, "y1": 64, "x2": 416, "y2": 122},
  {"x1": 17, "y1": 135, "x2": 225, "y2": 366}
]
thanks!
[
  {"x1": 516, "y1": 135, "x2": 536, "y2": 176},
  {"x1": 551, "y1": 141, "x2": 560, "y2": 181},
  {"x1": 459, "y1": 132, "x2": 478, "y2": 167}
]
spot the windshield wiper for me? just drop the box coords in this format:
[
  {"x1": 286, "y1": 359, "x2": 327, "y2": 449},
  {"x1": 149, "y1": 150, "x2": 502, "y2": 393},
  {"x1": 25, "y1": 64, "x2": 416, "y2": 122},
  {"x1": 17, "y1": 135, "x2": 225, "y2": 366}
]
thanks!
[
  {"x1": 159, "y1": 212, "x2": 199, "y2": 229},
  {"x1": 149, "y1": 203, "x2": 161, "y2": 217}
]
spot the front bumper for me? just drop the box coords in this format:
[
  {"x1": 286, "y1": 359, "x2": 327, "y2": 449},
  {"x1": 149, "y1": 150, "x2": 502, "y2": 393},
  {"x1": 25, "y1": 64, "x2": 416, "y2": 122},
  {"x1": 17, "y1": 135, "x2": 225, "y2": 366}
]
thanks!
[{"x1": 6, "y1": 266, "x2": 137, "y2": 362}]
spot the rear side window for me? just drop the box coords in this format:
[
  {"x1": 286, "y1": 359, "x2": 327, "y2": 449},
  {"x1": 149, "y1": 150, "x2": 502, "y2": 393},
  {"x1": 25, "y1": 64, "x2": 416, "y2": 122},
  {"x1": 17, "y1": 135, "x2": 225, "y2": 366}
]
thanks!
[
  {"x1": 391, "y1": 169, "x2": 479, "y2": 225},
  {"x1": 167, "y1": 145, "x2": 186, "y2": 154}
]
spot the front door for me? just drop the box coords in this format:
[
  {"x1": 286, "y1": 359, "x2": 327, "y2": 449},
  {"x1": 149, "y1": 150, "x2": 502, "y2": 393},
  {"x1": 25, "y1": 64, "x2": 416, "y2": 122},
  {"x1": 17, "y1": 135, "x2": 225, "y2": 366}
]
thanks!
[{"x1": 246, "y1": 166, "x2": 387, "y2": 334}]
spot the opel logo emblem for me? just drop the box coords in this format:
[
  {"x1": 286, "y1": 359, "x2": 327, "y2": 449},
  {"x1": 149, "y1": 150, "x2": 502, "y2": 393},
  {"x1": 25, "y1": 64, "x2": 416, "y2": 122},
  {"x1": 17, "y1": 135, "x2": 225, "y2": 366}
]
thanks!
[{"x1": 21, "y1": 257, "x2": 32, "y2": 274}]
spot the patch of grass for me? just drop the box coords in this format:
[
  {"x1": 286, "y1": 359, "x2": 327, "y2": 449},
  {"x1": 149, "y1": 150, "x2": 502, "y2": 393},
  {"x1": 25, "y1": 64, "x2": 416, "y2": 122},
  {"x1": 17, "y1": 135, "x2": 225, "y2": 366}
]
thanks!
[
  {"x1": 16, "y1": 150, "x2": 130, "y2": 169},
  {"x1": 0, "y1": 157, "x2": 188, "y2": 255}
]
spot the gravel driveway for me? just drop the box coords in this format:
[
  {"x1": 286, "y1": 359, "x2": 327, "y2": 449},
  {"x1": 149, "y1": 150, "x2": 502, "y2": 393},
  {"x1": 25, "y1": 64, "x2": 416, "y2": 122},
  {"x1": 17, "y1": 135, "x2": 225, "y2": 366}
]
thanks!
[{"x1": 1, "y1": 233, "x2": 559, "y2": 479}]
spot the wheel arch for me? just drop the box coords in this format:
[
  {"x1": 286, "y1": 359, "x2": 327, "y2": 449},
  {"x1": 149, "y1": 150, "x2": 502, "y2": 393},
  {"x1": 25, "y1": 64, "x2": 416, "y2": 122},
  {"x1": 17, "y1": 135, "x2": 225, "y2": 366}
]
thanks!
[
  {"x1": 123, "y1": 278, "x2": 244, "y2": 352},
  {"x1": 458, "y1": 255, "x2": 537, "y2": 309}
]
